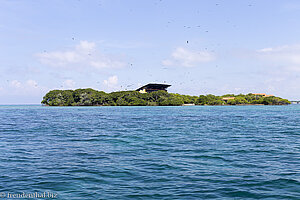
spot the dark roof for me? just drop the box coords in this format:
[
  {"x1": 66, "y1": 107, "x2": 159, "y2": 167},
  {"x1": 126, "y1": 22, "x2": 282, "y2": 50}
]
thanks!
[{"x1": 136, "y1": 83, "x2": 171, "y2": 91}]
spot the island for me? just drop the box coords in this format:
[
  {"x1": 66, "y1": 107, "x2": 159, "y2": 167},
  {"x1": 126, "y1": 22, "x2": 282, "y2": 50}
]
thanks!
[{"x1": 41, "y1": 88, "x2": 290, "y2": 106}]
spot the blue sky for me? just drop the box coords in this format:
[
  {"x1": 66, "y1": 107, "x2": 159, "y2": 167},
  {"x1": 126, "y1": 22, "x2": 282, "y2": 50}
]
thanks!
[{"x1": 1, "y1": 0, "x2": 300, "y2": 104}]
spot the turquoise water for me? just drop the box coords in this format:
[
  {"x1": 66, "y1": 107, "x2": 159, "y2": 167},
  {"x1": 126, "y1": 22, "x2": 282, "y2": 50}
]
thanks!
[{"x1": 0, "y1": 105, "x2": 299, "y2": 199}]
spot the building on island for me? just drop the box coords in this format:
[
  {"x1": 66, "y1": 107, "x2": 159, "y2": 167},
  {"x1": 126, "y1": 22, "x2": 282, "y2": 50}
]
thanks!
[
  {"x1": 222, "y1": 94, "x2": 274, "y2": 103},
  {"x1": 222, "y1": 97, "x2": 235, "y2": 103},
  {"x1": 136, "y1": 83, "x2": 171, "y2": 93},
  {"x1": 252, "y1": 93, "x2": 273, "y2": 97},
  {"x1": 291, "y1": 101, "x2": 300, "y2": 104}
]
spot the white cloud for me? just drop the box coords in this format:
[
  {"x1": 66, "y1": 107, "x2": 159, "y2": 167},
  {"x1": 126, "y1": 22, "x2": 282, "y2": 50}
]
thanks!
[
  {"x1": 76, "y1": 40, "x2": 96, "y2": 51},
  {"x1": 10, "y1": 80, "x2": 22, "y2": 88},
  {"x1": 26, "y1": 80, "x2": 38, "y2": 88},
  {"x1": 163, "y1": 47, "x2": 215, "y2": 67},
  {"x1": 36, "y1": 40, "x2": 126, "y2": 70},
  {"x1": 63, "y1": 79, "x2": 76, "y2": 89},
  {"x1": 103, "y1": 75, "x2": 118, "y2": 88},
  {"x1": 254, "y1": 44, "x2": 300, "y2": 99},
  {"x1": 162, "y1": 59, "x2": 174, "y2": 66},
  {"x1": 257, "y1": 44, "x2": 300, "y2": 70},
  {"x1": 6, "y1": 79, "x2": 47, "y2": 96},
  {"x1": 257, "y1": 47, "x2": 274, "y2": 53}
]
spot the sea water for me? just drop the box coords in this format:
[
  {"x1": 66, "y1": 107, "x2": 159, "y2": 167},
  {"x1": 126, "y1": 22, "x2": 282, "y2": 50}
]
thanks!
[{"x1": 0, "y1": 105, "x2": 299, "y2": 199}]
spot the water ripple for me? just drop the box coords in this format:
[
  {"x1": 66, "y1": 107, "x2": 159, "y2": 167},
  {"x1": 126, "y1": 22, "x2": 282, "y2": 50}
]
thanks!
[{"x1": 0, "y1": 105, "x2": 299, "y2": 199}]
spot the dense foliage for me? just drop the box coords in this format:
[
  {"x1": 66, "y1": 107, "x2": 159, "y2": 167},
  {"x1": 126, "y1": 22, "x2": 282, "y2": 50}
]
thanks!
[
  {"x1": 41, "y1": 89, "x2": 290, "y2": 106},
  {"x1": 196, "y1": 93, "x2": 290, "y2": 105}
]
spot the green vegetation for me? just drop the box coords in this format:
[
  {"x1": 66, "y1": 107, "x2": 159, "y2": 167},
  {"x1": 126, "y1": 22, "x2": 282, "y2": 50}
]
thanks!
[{"x1": 41, "y1": 89, "x2": 291, "y2": 106}]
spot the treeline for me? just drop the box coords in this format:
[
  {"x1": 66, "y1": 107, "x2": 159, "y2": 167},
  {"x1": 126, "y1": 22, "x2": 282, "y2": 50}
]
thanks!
[
  {"x1": 41, "y1": 89, "x2": 290, "y2": 106},
  {"x1": 197, "y1": 94, "x2": 290, "y2": 105}
]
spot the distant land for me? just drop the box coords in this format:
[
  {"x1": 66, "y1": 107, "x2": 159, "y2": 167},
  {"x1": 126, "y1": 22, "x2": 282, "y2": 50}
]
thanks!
[{"x1": 41, "y1": 88, "x2": 291, "y2": 106}]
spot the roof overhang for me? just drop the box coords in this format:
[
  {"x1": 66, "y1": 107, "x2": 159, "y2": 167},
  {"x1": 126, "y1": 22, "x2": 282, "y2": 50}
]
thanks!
[{"x1": 136, "y1": 83, "x2": 171, "y2": 91}]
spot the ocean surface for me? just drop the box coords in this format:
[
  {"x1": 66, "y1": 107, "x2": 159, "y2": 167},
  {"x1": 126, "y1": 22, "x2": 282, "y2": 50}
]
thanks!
[{"x1": 0, "y1": 105, "x2": 299, "y2": 199}]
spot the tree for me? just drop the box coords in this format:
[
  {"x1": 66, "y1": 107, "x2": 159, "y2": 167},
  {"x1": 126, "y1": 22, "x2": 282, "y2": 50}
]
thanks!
[
  {"x1": 41, "y1": 90, "x2": 74, "y2": 106},
  {"x1": 196, "y1": 95, "x2": 208, "y2": 105},
  {"x1": 159, "y1": 96, "x2": 184, "y2": 106},
  {"x1": 41, "y1": 89, "x2": 291, "y2": 106}
]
